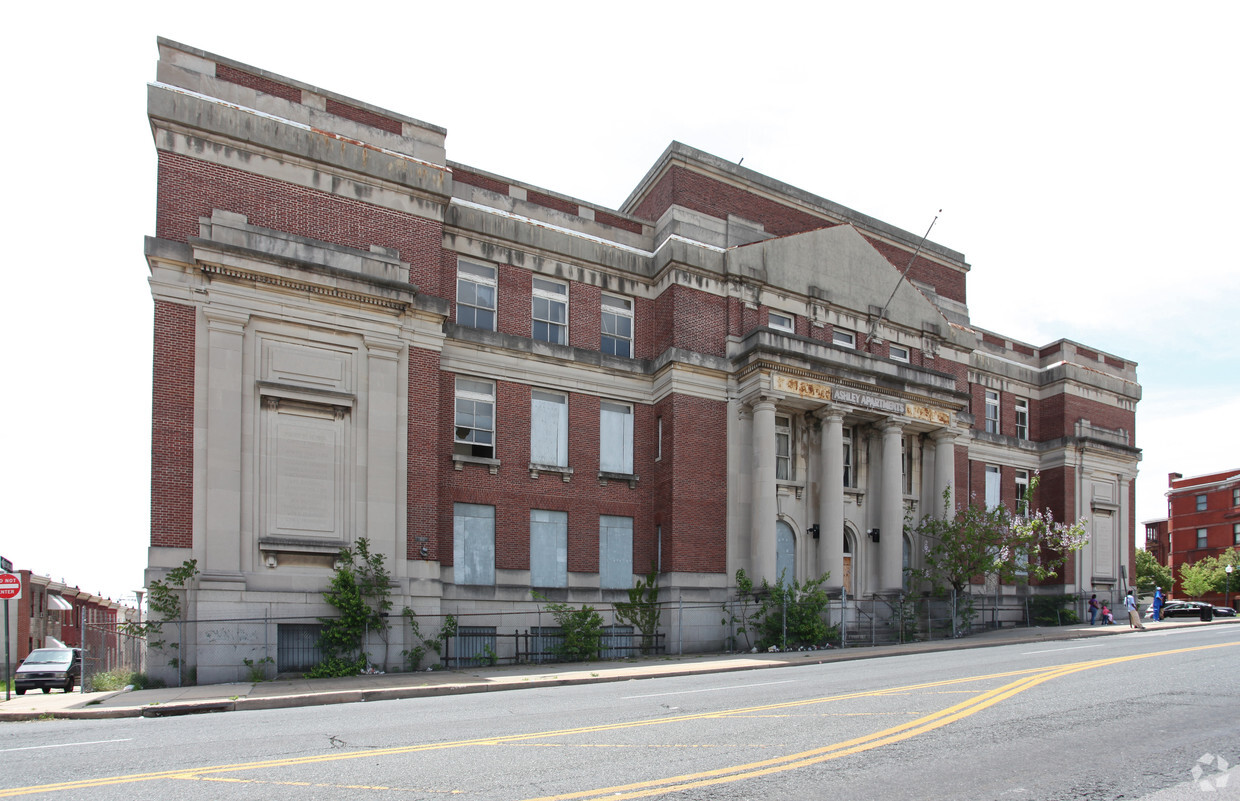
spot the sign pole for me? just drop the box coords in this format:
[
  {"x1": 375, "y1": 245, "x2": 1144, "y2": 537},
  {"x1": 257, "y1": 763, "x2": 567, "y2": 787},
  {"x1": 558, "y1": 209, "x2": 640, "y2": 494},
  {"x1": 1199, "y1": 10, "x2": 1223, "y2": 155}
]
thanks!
[{"x1": 1, "y1": 562, "x2": 20, "y2": 702}]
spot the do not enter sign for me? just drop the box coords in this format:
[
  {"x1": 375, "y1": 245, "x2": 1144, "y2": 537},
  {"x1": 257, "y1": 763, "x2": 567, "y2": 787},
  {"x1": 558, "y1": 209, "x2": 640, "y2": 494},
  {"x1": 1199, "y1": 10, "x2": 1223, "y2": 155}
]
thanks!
[{"x1": 0, "y1": 573, "x2": 20, "y2": 600}]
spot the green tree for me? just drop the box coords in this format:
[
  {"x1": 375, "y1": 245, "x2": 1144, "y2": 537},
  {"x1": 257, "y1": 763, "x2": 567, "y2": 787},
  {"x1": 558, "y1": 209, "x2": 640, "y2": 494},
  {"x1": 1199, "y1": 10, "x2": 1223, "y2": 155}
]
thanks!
[
  {"x1": 123, "y1": 560, "x2": 198, "y2": 682},
  {"x1": 312, "y1": 538, "x2": 392, "y2": 677},
  {"x1": 908, "y1": 475, "x2": 1088, "y2": 595},
  {"x1": 534, "y1": 594, "x2": 604, "y2": 661},
  {"x1": 614, "y1": 567, "x2": 662, "y2": 655},
  {"x1": 1135, "y1": 548, "x2": 1173, "y2": 595},
  {"x1": 1179, "y1": 560, "x2": 1214, "y2": 598}
]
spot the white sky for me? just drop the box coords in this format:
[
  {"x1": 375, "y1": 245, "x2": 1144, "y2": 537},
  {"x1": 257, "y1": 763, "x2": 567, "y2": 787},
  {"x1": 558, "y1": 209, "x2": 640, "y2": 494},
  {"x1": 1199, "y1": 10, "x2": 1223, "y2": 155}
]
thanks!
[{"x1": 2, "y1": 1, "x2": 1237, "y2": 605}]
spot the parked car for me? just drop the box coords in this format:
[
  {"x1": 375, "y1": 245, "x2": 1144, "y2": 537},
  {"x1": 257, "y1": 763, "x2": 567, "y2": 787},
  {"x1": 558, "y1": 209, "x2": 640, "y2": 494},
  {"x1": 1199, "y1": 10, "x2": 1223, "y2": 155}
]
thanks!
[
  {"x1": 1158, "y1": 601, "x2": 1237, "y2": 619},
  {"x1": 14, "y1": 648, "x2": 82, "y2": 694}
]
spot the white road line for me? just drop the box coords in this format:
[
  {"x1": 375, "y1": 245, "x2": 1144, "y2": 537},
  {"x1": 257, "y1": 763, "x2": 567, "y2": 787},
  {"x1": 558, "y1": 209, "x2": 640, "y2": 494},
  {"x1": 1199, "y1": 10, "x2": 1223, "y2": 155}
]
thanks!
[
  {"x1": 623, "y1": 680, "x2": 796, "y2": 699},
  {"x1": 1021, "y1": 644, "x2": 1108, "y2": 655},
  {"x1": 0, "y1": 738, "x2": 132, "y2": 753}
]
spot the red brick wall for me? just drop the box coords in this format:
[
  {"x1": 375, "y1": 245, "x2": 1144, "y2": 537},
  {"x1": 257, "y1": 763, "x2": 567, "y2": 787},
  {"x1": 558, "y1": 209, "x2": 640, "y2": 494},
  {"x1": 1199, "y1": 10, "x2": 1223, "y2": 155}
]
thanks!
[
  {"x1": 324, "y1": 98, "x2": 403, "y2": 135},
  {"x1": 861, "y1": 235, "x2": 966, "y2": 306},
  {"x1": 634, "y1": 166, "x2": 830, "y2": 238},
  {"x1": 665, "y1": 394, "x2": 729, "y2": 573},
  {"x1": 155, "y1": 152, "x2": 444, "y2": 289},
  {"x1": 408, "y1": 348, "x2": 443, "y2": 561},
  {"x1": 215, "y1": 64, "x2": 301, "y2": 103},
  {"x1": 151, "y1": 301, "x2": 196, "y2": 549},
  {"x1": 1038, "y1": 394, "x2": 1136, "y2": 441}
]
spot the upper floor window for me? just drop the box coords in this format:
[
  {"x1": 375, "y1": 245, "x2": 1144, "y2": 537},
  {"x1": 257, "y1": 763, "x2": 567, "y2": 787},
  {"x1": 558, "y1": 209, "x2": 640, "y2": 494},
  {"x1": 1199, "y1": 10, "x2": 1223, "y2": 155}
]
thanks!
[
  {"x1": 1196, "y1": 494, "x2": 1208, "y2": 512},
  {"x1": 457, "y1": 260, "x2": 497, "y2": 331},
  {"x1": 1197, "y1": 528, "x2": 1208, "y2": 548},
  {"x1": 1234, "y1": 488, "x2": 1240, "y2": 507},
  {"x1": 1234, "y1": 522, "x2": 1240, "y2": 545},
  {"x1": 532, "y1": 277, "x2": 568, "y2": 345},
  {"x1": 454, "y1": 377, "x2": 495, "y2": 458},
  {"x1": 1015, "y1": 469, "x2": 1030, "y2": 513},
  {"x1": 1014, "y1": 399, "x2": 1029, "y2": 440},
  {"x1": 842, "y1": 426, "x2": 855, "y2": 488},
  {"x1": 889, "y1": 344, "x2": 910, "y2": 362},
  {"x1": 531, "y1": 390, "x2": 568, "y2": 467},
  {"x1": 454, "y1": 503, "x2": 495, "y2": 586},
  {"x1": 1146, "y1": 525, "x2": 1157, "y2": 540},
  {"x1": 769, "y1": 311, "x2": 794, "y2": 333},
  {"x1": 775, "y1": 415, "x2": 792, "y2": 480},
  {"x1": 600, "y1": 401, "x2": 634, "y2": 474},
  {"x1": 530, "y1": 509, "x2": 568, "y2": 588},
  {"x1": 833, "y1": 329, "x2": 855, "y2": 348},
  {"x1": 985, "y1": 391, "x2": 1000, "y2": 434},
  {"x1": 985, "y1": 465, "x2": 1001, "y2": 510},
  {"x1": 601, "y1": 294, "x2": 633, "y2": 357}
]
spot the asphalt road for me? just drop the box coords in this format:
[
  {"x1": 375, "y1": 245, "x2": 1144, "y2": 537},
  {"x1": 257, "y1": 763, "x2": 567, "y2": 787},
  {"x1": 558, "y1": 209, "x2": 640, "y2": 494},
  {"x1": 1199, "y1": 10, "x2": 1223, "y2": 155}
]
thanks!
[{"x1": 2, "y1": 625, "x2": 1237, "y2": 800}]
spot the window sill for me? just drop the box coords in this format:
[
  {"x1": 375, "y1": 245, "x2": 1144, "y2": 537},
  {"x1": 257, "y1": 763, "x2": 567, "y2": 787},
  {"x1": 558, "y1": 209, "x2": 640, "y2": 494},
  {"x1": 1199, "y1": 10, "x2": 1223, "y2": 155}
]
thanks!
[
  {"x1": 598, "y1": 470, "x2": 639, "y2": 489},
  {"x1": 530, "y1": 463, "x2": 574, "y2": 482},
  {"x1": 453, "y1": 454, "x2": 500, "y2": 474}
]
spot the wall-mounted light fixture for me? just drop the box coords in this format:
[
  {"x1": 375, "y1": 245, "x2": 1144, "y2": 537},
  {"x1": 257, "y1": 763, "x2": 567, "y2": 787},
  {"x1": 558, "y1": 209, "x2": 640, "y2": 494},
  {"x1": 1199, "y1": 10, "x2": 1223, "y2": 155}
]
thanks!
[
  {"x1": 867, "y1": 528, "x2": 880, "y2": 543},
  {"x1": 808, "y1": 524, "x2": 821, "y2": 539}
]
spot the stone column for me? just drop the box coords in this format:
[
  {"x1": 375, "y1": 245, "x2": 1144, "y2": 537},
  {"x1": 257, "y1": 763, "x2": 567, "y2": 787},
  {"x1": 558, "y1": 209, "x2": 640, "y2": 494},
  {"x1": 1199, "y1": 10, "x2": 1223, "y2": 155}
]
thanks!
[
  {"x1": 818, "y1": 407, "x2": 845, "y2": 590},
  {"x1": 932, "y1": 428, "x2": 957, "y2": 520},
  {"x1": 203, "y1": 308, "x2": 249, "y2": 578},
  {"x1": 366, "y1": 337, "x2": 403, "y2": 578},
  {"x1": 751, "y1": 399, "x2": 778, "y2": 585},
  {"x1": 879, "y1": 419, "x2": 905, "y2": 594}
]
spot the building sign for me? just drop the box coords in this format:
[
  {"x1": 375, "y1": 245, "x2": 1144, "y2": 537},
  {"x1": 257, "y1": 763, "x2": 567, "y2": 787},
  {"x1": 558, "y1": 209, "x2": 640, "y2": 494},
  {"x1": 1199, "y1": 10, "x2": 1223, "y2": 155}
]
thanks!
[
  {"x1": 832, "y1": 389, "x2": 906, "y2": 415},
  {"x1": 774, "y1": 375, "x2": 951, "y2": 425}
]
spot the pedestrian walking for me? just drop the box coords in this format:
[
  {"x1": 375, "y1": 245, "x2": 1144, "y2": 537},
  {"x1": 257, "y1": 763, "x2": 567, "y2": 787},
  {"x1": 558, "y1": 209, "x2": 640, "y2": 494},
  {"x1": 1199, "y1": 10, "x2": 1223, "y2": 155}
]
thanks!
[
  {"x1": 1088, "y1": 594, "x2": 1099, "y2": 625},
  {"x1": 1152, "y1": 587, "x2": 1164, "y2": 622},
  {"x1": 1125, "y1": 590, "x2": 1145, "y2": 630}
]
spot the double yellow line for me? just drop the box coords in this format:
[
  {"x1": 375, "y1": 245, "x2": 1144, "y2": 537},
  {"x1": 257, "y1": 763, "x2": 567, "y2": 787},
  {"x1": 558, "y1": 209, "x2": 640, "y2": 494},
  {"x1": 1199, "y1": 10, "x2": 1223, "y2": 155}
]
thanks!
[{"x1": 2, "y1": 642, "x2": 1233, "y2": 798}]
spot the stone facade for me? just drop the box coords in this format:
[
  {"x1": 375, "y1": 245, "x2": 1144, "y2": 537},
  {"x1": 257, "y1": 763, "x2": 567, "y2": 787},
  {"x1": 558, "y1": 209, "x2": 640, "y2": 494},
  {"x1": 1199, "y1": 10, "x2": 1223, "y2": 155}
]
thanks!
[{"x1": 145, "y1": 39, "x2": 1141, "y2": 682}]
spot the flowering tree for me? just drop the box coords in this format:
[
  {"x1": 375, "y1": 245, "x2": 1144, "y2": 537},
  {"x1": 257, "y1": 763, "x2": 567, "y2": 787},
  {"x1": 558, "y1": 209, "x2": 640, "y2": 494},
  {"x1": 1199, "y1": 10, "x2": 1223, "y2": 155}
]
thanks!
[{"x1": 907, "y1": 474, "x2": 1089, "y2": 595}]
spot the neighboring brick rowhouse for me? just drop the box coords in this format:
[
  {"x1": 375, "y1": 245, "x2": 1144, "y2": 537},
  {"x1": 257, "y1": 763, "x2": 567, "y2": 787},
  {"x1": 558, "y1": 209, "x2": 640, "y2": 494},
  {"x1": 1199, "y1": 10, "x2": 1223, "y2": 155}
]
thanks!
[{"x1": 151, "y1": 301, "x2": 195, "y2": 549}]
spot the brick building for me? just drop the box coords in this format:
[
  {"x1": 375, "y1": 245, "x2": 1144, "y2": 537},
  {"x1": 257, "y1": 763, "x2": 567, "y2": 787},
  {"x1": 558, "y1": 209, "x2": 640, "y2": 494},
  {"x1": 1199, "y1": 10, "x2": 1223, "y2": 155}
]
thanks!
[
  {"x1": 144, "y1": 39, "x2": 1142, "y2": 681},
  {"x1": 1143, "y1": 517, "x2": 1170, "y2": 568},
  {"x1": 1164, "y1": 469, "x2": 1240, "y2": 603},
  {"x1": 1, "y1": 571, "x2": 131, "y2": 679}
]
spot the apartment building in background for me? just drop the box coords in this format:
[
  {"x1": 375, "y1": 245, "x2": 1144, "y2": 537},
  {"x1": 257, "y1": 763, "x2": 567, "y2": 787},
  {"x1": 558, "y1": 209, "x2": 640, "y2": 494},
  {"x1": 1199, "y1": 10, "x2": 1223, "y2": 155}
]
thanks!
[{"x1": 145, "y1": 39, "x2": 1142, "y2": 682}]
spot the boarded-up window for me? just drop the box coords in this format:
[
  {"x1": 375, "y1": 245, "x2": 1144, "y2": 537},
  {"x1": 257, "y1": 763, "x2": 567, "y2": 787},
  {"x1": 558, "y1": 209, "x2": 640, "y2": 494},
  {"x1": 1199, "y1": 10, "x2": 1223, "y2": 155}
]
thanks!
[
  {"x1": 985, "y1": 465, "x2": 1001, "y2": 510},
  {"x1": 454, "y1": 503, "x2": 495, "y2": 585},
  {"x1": 531, "y1": 391, "x2": 568, "y2": 467},
  {"x1": 600, "y1": 401, "x2": 633, "y2": 474},
  {"x1": 599, "y1": 515, "x2": 633, "y2": 589},
  {"x1": 776, "y1": 520, "x2": 795, "y2": 585},
  {"x1": 530, "y1": 509, "x2": 568, "y2": 587}
]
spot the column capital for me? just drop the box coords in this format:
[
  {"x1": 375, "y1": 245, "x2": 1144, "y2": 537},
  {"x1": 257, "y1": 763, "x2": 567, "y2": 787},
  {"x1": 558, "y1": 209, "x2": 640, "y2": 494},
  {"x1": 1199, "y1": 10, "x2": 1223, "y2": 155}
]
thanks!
[
  {"x1": 931, "y1": 427, "x2": 958, "y2": 443},
  {"x1": 814, "y1": 404, "x2": 846, "y2": 423},
  {"x1": 878, "y1": 417, "x2": 908, "y2": 433},
  {"x1": 747, "y1": 396, "x2": 778, "y2": 413}
]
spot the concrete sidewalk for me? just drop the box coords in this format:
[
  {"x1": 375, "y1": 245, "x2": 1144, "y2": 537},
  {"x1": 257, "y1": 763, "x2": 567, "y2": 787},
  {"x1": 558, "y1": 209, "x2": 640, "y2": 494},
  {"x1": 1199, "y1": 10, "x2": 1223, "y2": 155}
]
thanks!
[{"x1": 3, "y1": 618, "x2": 1233, "y2": 722}]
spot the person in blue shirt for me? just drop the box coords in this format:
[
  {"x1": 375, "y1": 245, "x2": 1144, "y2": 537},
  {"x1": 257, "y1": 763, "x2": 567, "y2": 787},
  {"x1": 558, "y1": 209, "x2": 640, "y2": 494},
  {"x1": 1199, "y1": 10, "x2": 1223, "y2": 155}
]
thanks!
[{"x1": 1152, "y1": 586, "x2": 1164, "y2": 622}]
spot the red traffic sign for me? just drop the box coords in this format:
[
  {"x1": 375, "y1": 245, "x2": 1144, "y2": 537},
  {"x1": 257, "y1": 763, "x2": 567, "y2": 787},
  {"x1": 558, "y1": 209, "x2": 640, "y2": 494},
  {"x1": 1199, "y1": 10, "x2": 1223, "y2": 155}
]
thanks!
[{"x1": 0, "y1": 573, "x2": 21, "y2": 600}]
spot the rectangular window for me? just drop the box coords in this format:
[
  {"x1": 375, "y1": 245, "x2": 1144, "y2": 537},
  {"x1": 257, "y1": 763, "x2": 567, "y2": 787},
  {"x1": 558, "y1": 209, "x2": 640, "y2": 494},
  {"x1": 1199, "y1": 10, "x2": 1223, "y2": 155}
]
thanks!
[
  {"x1": 457, "y1": 260, "x2": 497, "y2": 331},
  {"x1": 889, "y1": 344, "x2": 910, "y2": 362},
  {"x1": 655, "y1": 416, "x2": 662, "y2": 461},
  {"x1": 1197, "y1": 528, "x2": 1208, "y2": 549},
  {"x1": 530, "y1": 390, "x2": 568, "y2": 467},
  {"x1": 599, "y1": 515, "x2": 633, "y2": 589},
  {"x1": 1196, "y1": 494, "x2": 1208, "y2": 512},
  {"x1": 454, "y1": 377, "x2": 495, "y2": 458},
  {"x1": 842, "y1": 426, "x2": 855, "y2": 488},
  {"x1": 1234, "y1": 488, "x2": 1239, "y2": 507},
  {"x1": 1015, "y1": 469, "x2": 1030, "y2": 514},
  {"x1": 769, "y1": 311, "x2": 794, "y2": 333},
  {"x1": 532, "y1": 277, "x2": 568, "y2": 345},
  {"x1": 600, "y1": 401, "x2": 634, "y2": 474},
  {"x1": 985, "y1": 391, "x2": 1000, "y2": 434},
  {"x1": 530, "y1": 509, "x2": 568, "y2": 587},
  {"x1": 775, "y1": 415, "x2": 792, "y2": 481},
  {"x1": 1014, "y1": 399, "x2": 1029, "y2": 440},
  {"x1": 901, "y1": 436, "x2": 913, "y2": 495},
  {"x1": 1234, "y1": 522, "x2": 1239, "y2": 545},
  {"x1": 454, "y1": 503, "x2": 495, "y2": 586},
  {"x1": 833, "y1": 329, "x2": 855, "y2": 348},
  {"x1": 985, "y1": 465, "x2": 1001, "y2": 510},
  {"x1": 601, "y1": 294, "x2": 633, "y2": 357}
]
